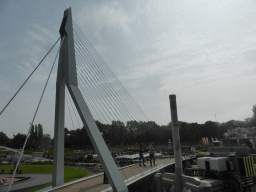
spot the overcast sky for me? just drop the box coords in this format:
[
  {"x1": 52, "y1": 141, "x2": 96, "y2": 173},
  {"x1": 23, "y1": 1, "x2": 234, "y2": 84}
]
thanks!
[{"x1": 1, "y1": 0, "x2": 256, "y2": 138}]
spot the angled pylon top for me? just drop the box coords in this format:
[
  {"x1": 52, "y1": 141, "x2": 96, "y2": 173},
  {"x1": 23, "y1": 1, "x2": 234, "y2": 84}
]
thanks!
[{"x1": 57, "y1": 7, "x2": 78, "y2": 86}]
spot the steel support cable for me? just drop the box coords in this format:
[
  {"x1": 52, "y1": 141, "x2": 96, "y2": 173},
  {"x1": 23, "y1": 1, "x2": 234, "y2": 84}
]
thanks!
[
  {"x1": 74, "y1": 38, "x2": 161, "y2": 153},
  {"x1": 77, "y1": 73, "x2": 113, "y2": 124},
  {"x1": 76, "y1": 60, "x2": 121, "y2": 124},
  {"x1": 75, "y1": 51, "x2": 138, "y2": 140},
  {"x1": 66, "y1": 91, "x2": 105, "y2": 178},
  {"x1": 76, "y1": 62, "x2": 139, "y2": 173},
  {"x1": 65, "y1": 91, "x2": 83, "y2": 151},
  {"x1": 75, "y1": 45, "x2": 151, "y2": 149},
  {"x1": 74, "y1": 35, "x2": 140, "y2": 123},
  {"x1": 72, "y1": 24, "x2": 149, "y2": 121},
  {"x1": 76, "y1": 74, "x2": 156, "y2": 175},
  {"x1": 75, "y1": 47, "x2": 168, "y2": 153},
  {"x1": 77, "y1": 62, "x2": 136, "y2": 154},
  {"x1": 73, "y1": 28, "x2": 148, "y2": 123},
  {"x1": 77, "y1": 77, "x2": 103, "y2": 123},
  {"x1": 75, "y1": 48, "x2": 132, "y2": 126},
  {"x1": 77, "y1": 72, "x2": 113, "y2": 125},
  {"x1": 75, "y1": 51, "x2": 124, "y2": 123},
  {"x1": 73, "y1": 26, "x2": 167, "y2": 162},
  {"x1": 74, "y1": 37, "x2": 167, "y2": 160},
  {"x1": 74, "y1": 35, "x2": 166, "y2": 153},
  {"x1": 76, "y1": 56, "x2": 151, "y2": 172},
  {"x1": 66, "y1": 87, "x2": 81, "y2": 128},
  {"x1": 0, "y1": 37, "x2": 61, "y2": 115},
  {"x1": 65, "y1": 89, "x2": 88, "y2": 150},
  {"x1": 77, "y1": 78, "x2": 138, "y2": 177},
  {"x1": 77, "y1": 64, "x2": 138, "y2": 155},
  {"x1": 75, "y1": 46, "x2": 167, "y2": 159},
  {"x1": 76, "y1": 74, "x2": 133, "y2": 178},
  {"x1": 74, "y1": 35, "x2": 140, "y2": 125},
  {"x1": 74, "y1": 46, "x2": 121, "y2": 121},
  {"x1": 7, "y1": 37, "x2": 65, "y2": 192},
  {"x1": 77, "y1": 65, "x2": 117, "y2": 126},
  {"x1": 77, "y1": 64, "x2": 130, "y2": 148},
  {"x1": 77, "y1": 62, "x2": 168, "y2": 166}
]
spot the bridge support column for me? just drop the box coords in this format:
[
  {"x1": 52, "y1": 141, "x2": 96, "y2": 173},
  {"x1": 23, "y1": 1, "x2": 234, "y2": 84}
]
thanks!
[
  {"x1": 169, "y1": 95, "x2": 183, "y2": 192},
  {"x1": 52, "y1": 7, "x2": 128, "y2": 192},
  {"x1": 154, "y1": 173, "x2": 163, "y2": 192},
  {"x1": 52, "y1": 78, "x2": 65, "y2": 186}
]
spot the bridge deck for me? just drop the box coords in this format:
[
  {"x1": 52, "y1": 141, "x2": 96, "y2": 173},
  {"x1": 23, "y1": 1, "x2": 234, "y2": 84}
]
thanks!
[{"x1": 42, "y1": 158, "x2": 175, "y2": 192}]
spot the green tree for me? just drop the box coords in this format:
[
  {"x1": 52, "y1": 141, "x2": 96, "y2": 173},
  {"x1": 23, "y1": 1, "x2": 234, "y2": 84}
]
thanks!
[
  {"x1": 11, "y1": 133, "x2": 26, "y2": 149},
  {"x1": 78, "y1": 156, "x2": 86, "y2": 162},
  {"x1": 41, "y1": 134, "x2": 51, "y2": 150},
  {"x1": 0, "y1": 132, "x2": 9, "y2": 146},
  {"x1": 87, "y1": 155, "x2": 93, "y2": 162}
]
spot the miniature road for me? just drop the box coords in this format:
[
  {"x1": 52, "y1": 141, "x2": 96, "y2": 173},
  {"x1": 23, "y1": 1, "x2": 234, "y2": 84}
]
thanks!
[{"x1": 51, "y1": 158, "x2": 174, "y2": 192}]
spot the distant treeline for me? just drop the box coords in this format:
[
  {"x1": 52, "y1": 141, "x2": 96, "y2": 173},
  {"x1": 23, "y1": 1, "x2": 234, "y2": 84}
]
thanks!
[{"x1": 1, "y1": 104, "x2": 256, "y2": 149}]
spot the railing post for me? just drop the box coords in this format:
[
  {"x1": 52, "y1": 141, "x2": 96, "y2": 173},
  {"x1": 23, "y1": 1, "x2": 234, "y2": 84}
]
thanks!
[
  {"x1": 169, "y1": 94, "x2": 183, "y2": 192},
  {"x1": 154, "y1": 173, "x2": 163, "y2": 192}
]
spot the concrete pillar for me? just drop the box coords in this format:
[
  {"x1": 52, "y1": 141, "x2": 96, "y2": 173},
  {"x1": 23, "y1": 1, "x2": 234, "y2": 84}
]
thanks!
[
  {"x1": 154, "y1": 173, "x2": 163, "y2": 192},
  {"x1": 169, "y1": 95, "x2": 183, "y2": 192}
]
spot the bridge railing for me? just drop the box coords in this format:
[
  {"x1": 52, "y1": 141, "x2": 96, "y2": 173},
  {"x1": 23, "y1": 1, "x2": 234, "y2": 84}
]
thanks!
[{"x1": 155, "y1": 172, "x2": 214, "y2": 192}]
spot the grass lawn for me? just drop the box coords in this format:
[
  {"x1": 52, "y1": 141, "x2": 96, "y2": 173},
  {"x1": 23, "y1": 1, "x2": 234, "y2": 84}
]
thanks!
[{"x1": 0, "y1": 165, "x2": 89, "y2": 191}]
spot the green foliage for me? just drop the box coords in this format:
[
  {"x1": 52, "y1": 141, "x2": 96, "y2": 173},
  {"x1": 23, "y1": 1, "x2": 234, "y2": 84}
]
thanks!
[
  {"x1": 87, "y1": 155, "x2": 93, "y2": 162},
  {"x1": 25, "y1": 166, "x2": 89, "y2": 192},
  {"x1": 200, "y1": 147, "x2": 208, "y2": 152},
  {"x1": 11, "y1": 133, "x2": 26, "y2": 149},
  {"x1": 0, "y1": 165, "x2": 88, "y2": 181},
  {"x1": 78, "y1": 156, "x2": 86, "y2": 162},
  {"x1": 64, "y1": 161, "x2": 71, "y2": 166},
  {"x1": 1, "y1": 169, "x2": 4, "y2": 174},
  {"x1": 24, "y1": 149, "x2": 40, "y2": 155},
  {"x1": 196, "y1": 153, "x2": 205, "y2": 157},
  {"x1": 92, "y1": 167, "x2": 100, "y2": 173},
  {"x1": 0, "y1": 131, "x2": 9, "y2": 146},
  {"x1": 64, "y1": 167, "x2": 88, "y2": 182}
]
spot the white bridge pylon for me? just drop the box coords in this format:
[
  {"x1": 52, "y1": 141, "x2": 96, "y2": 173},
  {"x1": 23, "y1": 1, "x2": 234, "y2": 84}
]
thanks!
[{"x1": 52, "y1": 7, "x2": 128, "y2": 192}]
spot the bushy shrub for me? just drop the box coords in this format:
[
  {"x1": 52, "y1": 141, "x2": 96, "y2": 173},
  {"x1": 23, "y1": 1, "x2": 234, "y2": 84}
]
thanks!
[
  {"x1": 92, "y1": 168, "x2": 99, "y2": 173},
  {"x1": 10, "y1": 169, "x2": 13, "y2": 173},
  {"x1": 18, "y1": 170, "x2": 22, "y2": 174},
  {"x1": 200, "y1": 147, "x2": 208, "y2": 152},
  {"x1": 1, "y1": 169, "x2": 5, "y2": 174},
  {"x1": 64, "y1": 161, "x2": 71, "y2": 166},
  {"x1": 196, "y1": 153, "x2": 205, "y2": 158},
  {"x1": 78, "y1": 156, "x2": 86, "y2": 162},
  {"x1": 87, "y1": 155, "x2": 93, "y2": 162}
]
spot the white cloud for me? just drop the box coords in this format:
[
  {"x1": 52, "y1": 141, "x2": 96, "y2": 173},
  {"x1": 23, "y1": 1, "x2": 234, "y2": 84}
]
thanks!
[{"x1": 76, "y1": 2, "x2": 133, "y2": 35}]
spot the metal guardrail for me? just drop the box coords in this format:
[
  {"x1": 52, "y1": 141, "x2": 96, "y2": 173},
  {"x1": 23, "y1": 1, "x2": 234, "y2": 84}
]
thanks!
[{"x1": 155, "y1": 172, "x2": 214, "y2": 192}]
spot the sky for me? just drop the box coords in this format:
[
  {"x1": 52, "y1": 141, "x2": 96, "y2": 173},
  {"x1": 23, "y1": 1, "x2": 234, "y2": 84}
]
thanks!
[{"x1": 1, "y1": 0, "x2": 256, "y2": 138}]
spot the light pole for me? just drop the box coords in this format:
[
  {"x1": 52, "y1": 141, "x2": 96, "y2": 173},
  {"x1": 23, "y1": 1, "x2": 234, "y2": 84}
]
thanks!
[{"x1": 169, "y1": 94, "x2": 183, "y2": 192}]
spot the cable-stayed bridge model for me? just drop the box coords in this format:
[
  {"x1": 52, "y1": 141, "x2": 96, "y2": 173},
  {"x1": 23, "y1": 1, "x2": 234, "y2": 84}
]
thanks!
[{"x1": 0, "y1": 7, "x2": 191, "y2": 192}]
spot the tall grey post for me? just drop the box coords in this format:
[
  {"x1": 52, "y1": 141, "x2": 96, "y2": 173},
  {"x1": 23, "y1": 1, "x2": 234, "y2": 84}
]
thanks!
[
  {"x1": 169, "y1": 95, "x2": 183, "y2": 192},
  {"x1": 52, "y1": 7, "x2": 128, "y2": 192}
]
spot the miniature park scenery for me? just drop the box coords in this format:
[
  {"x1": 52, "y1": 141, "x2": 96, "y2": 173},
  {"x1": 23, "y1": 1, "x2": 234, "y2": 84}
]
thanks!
[{"x1": 1, "y1": 104, "x2": 256, "y2": 191}]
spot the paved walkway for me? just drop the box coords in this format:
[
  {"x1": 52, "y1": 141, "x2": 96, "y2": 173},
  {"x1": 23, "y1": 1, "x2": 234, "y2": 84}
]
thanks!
[
  {"x1": 46, "y1": 158, "x2": 174, "y2": 192},
  {"x1": 0, "y1": 174, "x2": 52, "y2": 192}
]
